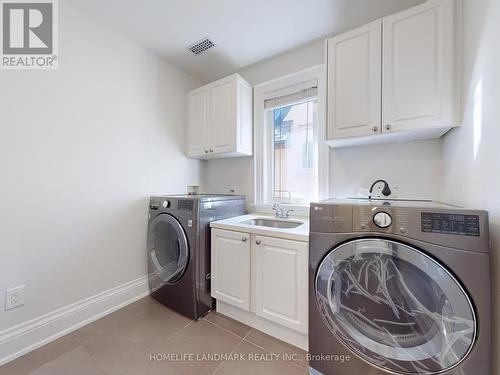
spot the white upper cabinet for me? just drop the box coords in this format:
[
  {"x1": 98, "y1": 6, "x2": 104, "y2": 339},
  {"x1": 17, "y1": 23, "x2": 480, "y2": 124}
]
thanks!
[
  {"x1": 326, "y1": 0, "x2": 458, "y2": 148},
  {"x1": 327, "y1": 20, "x2": 382, "y2": 140},
  {"x1": 187, "y1": 74, "x2": 252, "y2": 159},
  {"x1": 383, "y1": 0, "x2": 455, "y2": 133},
  {"x1": 211, "y1": 77, "x2": 236, "y2": 154},
  {"x1": 187, "y1": 87, "x2": 210, "y2": 157}
]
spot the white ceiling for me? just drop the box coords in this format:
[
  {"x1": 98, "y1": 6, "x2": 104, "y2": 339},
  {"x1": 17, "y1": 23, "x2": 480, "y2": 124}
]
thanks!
[{"x1": 70, "y1": 0, "x2": 425, "y2": 83}]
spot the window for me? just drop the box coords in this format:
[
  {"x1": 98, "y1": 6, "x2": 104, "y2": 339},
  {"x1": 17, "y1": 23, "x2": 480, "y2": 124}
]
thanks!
[
  {"x1": 254, "y1": 66, "x2": 327, "y2": 209},
  {"x1": 268, "y1": 98, "x2": 318, "y2": 203}
]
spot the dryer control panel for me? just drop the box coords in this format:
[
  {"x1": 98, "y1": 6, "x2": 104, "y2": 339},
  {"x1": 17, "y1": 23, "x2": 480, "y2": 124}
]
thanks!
[
  {"x1": 354, "y1": 206, "x2": 409, "y2": 235},
  {"x1": 309, "y1": 200, "x2": 489, "y2": 253},
  {"x1": 421, "y1": 212, "x2": 480, "y2": 236}
]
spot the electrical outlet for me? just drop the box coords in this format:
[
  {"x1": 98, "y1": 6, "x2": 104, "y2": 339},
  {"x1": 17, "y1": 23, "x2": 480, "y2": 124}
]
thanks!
[
  {"x1": 5, "y1": 285, "x2": 25, "y2": 310},
  {"x1": 390, "y1": 184, "x2": 399, "y2": 198},
  {"x1": 368, "y1": 183, "x2": 399, "y2": 199}
]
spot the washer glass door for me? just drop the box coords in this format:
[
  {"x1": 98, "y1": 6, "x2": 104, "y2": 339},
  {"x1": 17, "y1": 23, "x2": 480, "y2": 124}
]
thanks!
[
  {"x1": 315, "y1": 238, "x2": 476, "y2": 374},
  {"x1": 148, "y1": 214, "x2": 189, "y2": 284}
]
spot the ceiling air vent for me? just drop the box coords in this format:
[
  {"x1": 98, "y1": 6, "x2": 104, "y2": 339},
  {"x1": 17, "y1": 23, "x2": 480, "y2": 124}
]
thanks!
[{"x1": 187, "y1": 38, "x2": 215, "y2": 55}]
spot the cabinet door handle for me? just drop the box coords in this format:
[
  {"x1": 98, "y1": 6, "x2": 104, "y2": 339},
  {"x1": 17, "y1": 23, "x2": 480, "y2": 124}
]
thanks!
[
  {"x1": 242, "y1": 237, "x2": 247, "y2": 242},
  {"x1": 209, "y1": 149, "x2": 214, "y2": 153},
  {"x1": 255, "y1": 240, "x2": 261, "y2": 245},
  {"x1": 385, "y1": 124, "x2": 392, "y2": 131},
  {"x1": 372, "y1": 126, "x2": 379, "y2": 133}
]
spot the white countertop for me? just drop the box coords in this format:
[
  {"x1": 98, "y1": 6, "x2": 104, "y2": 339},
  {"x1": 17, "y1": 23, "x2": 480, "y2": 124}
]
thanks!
[{"x1": 210, "y1": 214, "x2": 309, "y2": 242}]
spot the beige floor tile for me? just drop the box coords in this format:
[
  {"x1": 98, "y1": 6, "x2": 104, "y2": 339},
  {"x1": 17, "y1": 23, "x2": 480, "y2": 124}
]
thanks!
[
  {"x1": 73, "y1": 297, "x2": 163, "y2": 342},
  {"x1": 168, "y1": 361, "x2": 218, "y2": 375},
  {"x1": 120, "y1": 306, "x2": 190, "y2": 343},
  {"x1": 123, "y1": 357, "x2": 217, "y2": 375},
  {"x1": 28, "y1": 346, "x2": 106, "y2": 375},
  {"x1": 0, "y1": 356, "x2": 35, "y2": 375},
  {"x1": 75, "y1": 301, "x2": 191, "y2": 374},
  {"x1": 110, "y1": 296, "x2": 176, "y2": 324},
  {"x1": 244, "y1": 329, "x2": 308, "y2": 368},
  {"x1": 0, "y1": 334, "x2": 82, "y2": 375},
  {"x1": 73, "y1": 309, "x2": 137, "y2": 343},
  {"x1": 154, "y1": 318, "x2": 242, "y2": 356},
  {"x1": 0, "y1": 299, "x2": 313, "y2": 375},
  {"x1": 82, "y1": 336, "x2": 156, "y2": 375},
  {"x1": 214, "y1": 340, "x2": 305, "y2": 375},
  {"x1": 23, "y1": 334, "x2": 82, "y2": 368},
  {"x1": 203, "y1": 311, "x2": 251, "y2": 338},
  {"x1": 75, "y1": 302, "x2": 191, "y2": 344},
  {"x1": 122, "y1": 319, "x2": 242, "y2": 375},
  {"x1": 115, "y1": 296, "x2": 161, "y2": 318}
]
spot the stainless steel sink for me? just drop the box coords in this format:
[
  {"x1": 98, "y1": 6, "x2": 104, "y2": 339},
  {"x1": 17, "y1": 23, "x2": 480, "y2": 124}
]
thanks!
[{"x1": 241, "y1": 218, "x2": 303, "y2": 229}]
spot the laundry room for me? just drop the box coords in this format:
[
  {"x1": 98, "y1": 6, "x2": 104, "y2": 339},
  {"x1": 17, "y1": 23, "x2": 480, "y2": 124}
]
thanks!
[{"x1": 0, "y1": 0, "x2": 498, "y2": 374}]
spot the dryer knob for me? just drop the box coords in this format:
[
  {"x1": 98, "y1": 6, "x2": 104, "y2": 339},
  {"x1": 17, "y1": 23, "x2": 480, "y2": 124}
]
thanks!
[
  {"x1": 162, "y1": 200, "x2": 170, "y2": 208},
  {"x1": 373, "y1": 212, "x2": 392, "y2": 228}
]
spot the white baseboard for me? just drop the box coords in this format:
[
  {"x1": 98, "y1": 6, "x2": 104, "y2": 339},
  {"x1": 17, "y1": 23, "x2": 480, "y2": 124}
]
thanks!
[{"x1": 0, "y1": 276, "x2": 151, "y2": 366}]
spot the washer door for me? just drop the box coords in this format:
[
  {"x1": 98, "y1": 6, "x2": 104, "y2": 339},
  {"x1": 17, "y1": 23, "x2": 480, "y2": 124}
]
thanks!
[
  {"x1": 315, "y1": 238, "x2": 476, "y2": 374},
  {"x1": 147, "y1": 214, "x2": 189, "y2": 284}
]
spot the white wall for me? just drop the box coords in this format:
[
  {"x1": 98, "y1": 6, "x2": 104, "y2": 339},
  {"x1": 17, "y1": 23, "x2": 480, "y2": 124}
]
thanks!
[
  {"x1": 442, "y1": 0, "x2": 500, "y2": 372},
  {"x1": 330, "y1": 140, "x2": 443, "y2": 199},
  {"x1": 203, "y1": 41, "x2": 444, "y2": 204},
  {"x1": 0, "y1": 1, "x2": 201, "y2": 331},
  {"x1": 240, "y1": 40, "x2": 325, "y2": 86}
]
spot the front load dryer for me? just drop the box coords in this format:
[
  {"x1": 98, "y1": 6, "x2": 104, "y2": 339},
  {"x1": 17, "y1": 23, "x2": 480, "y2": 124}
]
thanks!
[
  {"x1": 147, "y1": 194, "x2": 245, "y2": 320},
  {"x1": 308, "y1": 199, "x2": 490, "y2": 375}
]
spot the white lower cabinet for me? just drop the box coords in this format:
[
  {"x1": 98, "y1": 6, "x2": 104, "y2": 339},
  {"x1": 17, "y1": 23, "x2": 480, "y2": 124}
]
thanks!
[
  {"x1": 211, "y1": 228, "x2": 308, "y2": 338},
  {"x1": 254, "y1": 235, "x2": 308, "y2": 334},
  {"x1": 211, "y1": 229, "x2": 250, "y2": 311}
]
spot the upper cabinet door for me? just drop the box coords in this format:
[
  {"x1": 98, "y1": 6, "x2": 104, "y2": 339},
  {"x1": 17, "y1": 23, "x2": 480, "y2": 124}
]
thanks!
[
  {"x1": 327, "y1": 20, "x2": 382, "y2": 140},
  {"x1": 382, "y1": 0, "x2": 455, "y2": 133},
  {"x1": 211, "y1": 77, "x2": 237, "y2": 154},
  {"x1": 187, "y1": 87, "x2": 210, "y2": 157}
]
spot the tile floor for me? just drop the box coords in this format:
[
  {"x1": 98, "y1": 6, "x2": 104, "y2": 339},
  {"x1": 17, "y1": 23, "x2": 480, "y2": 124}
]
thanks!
[{"x1": 0, "y1": 297, "x2": 309, "y2": 375}]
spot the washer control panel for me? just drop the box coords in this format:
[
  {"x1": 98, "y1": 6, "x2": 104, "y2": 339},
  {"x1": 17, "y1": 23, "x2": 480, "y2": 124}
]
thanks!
[
  {"x1": 373, "y1": 212, "x2": 392, "y2": 228},
  {"x1": 149, "y1": 197, "x2": 170, "y2": 210},
  {"x1": 149, "y1": 197, "x2": 159, "y2": 210}
]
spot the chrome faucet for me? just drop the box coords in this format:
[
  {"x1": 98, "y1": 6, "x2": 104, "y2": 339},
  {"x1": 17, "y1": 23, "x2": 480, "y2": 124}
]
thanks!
[{"x1": 272, "y1": 203, "x2": 294, "y2": 219}]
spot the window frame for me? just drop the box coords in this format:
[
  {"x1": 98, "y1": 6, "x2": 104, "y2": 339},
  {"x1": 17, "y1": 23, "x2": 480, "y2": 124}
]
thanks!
[
  {"x1": 267, "y1": 97, "x2": 318, "y2": 204},
  {"x1": 253, "y1": 65, "x2": 329, "y2": 214}
]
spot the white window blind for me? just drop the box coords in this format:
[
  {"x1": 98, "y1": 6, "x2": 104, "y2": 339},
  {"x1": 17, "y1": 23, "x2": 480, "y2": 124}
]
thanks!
[{"x1": 264, "y1": 79, "x2": 318, "y2": 110}]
